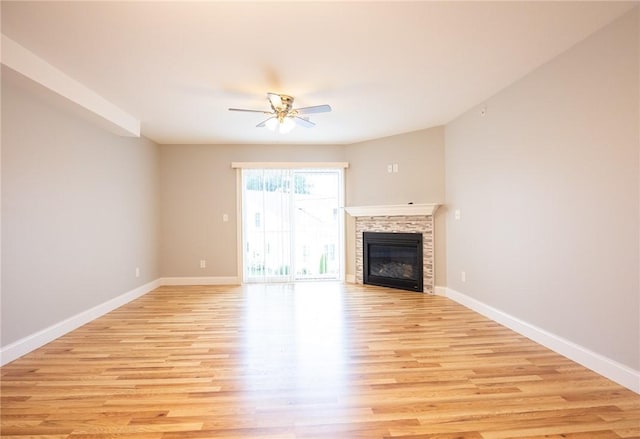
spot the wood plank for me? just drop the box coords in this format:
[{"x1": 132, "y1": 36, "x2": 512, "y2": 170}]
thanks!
[{"x1": 2, "y1": 283, "x2": 639, "y2": 438}]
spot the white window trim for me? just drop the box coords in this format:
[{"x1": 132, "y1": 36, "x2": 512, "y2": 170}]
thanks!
[{"x1": 232, "y1": 162, "x2": 349, "y2": 169}]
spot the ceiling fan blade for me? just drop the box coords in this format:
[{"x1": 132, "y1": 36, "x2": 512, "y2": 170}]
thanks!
[
  {"x1": 229, "y1": 108, "x2": 273, "y2": 114},
  {"x1": 256, "y1": 116, "x2": 276, "y2": 128},
  {"x1": 294, "y1": 104, "x2": 332, "y2": 115},
  {"x1": 294, "y1": 117, "x2": 316, "y2": 128}
]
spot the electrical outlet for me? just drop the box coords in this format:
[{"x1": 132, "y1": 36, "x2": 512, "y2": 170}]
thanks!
[
  {"x1": 200, "y1": 260, "x2": 206, "y2": 269},
  {"x1": 461, "y1": 271, "x2": 466, "y2": 283},
  {"x1": 387, "y1": 164, "x2": 393, "y2": 173},
  {"x1": 393, "y1": 163, "x2": 398, "y2": 173},
  {"x1": 223, "y1": 214, "x2": 229, "y2": 222},
  {"x1": 135, "y1": 267, "x2": 140, "y2": 278},
  {"x1": 454, "y1": 209, "x2": 461, "y2": 220}
]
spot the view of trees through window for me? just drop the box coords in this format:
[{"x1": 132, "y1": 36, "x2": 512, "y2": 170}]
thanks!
[{"x1": 245, "y1": 172, "x2": 312, "y2": 195}]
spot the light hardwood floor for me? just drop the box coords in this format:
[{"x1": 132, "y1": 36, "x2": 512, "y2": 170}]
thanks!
[{"x1": 1, "y1": 283, "x2": 639, "y2": 438}]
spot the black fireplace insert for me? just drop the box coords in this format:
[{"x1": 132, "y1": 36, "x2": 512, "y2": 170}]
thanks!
[{"x1": 363, "y1": 232, "x2": 423, "y2": 292}]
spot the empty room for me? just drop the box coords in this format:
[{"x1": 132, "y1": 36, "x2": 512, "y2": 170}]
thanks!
[{"x1": 1, "y1": 1, "x2": 639, "y2": 438}]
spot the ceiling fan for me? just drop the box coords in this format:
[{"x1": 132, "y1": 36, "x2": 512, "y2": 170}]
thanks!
[{"x1": 229, "y1": 92, "x2": 331, "y2": 133}]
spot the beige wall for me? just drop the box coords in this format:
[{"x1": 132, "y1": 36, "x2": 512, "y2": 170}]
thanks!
[
  {"x1": 159, "y1": 130, "x2": 446, "y2": 286},
  {"x1": 445, "y1": 10, "x2": 639, "y2": 369},
  {"x1": 159, "y1": 144, "x2": 346, "y2": 277},
  {"x1": 344, "y1": 127, "x2": 446, "y2": 286},
  {"x1": 1, "y1": 67, "x2": 160, "y2": 346}
]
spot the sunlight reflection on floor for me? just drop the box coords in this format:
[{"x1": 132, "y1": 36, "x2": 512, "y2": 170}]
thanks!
[{"x1": 242, "y1": 283, "x2": 348, "y2": 401}]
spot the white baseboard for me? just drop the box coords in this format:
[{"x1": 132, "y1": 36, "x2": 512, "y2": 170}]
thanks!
[
  {"x1": 345, "y1": 274, "x2": 356, "y2": 284},
  {"x1": 0, "y1": 277, "x2": 239, "y2": 365},
  {"x1": 445, "y1": 287, "x2": 640, "y2": 394},
  {"x1": 434, "y1": 285, "x2": 447, "y2": 296},
  {"x1": 0, "y1": 279, "x2": 161, "y2": 366},
  {"x1": 159, "y1": 276, "x2": 240, "y2": 286}
]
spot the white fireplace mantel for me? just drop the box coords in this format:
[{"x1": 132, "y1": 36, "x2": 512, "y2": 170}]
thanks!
[{"x1": 345, "y1": 203, "x2": 440, "y2": 217}]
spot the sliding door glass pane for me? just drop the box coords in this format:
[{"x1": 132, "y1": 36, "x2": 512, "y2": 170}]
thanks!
[
  {"x1": 242, "y1": 168, "x2": 342, "y2": 283},
  {"x1": 243, "y1": 169, "x2": 292, "y2": 282},
  {"x1": 293, "y1": 171, "x2": 340, "y2": 280}
]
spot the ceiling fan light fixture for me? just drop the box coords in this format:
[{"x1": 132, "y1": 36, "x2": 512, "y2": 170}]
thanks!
[
  {"x1": 279, "y1": 117, "x2": 295, "y2": 133},
  {"x1": 265, "y1": 117, "x2": 279, "y2": 131},
  {"x1": 265, "y1": 115, "x2": 295, "y2": 134}
]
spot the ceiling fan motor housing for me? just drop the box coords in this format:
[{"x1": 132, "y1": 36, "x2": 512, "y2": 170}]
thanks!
[{"x1": 269, "y1": 93, "x2": 294, "y2": 113}]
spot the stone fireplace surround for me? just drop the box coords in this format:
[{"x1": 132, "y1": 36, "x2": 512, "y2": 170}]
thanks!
[{"x1": 346, "y1": 204, "x2": 439, "y2": 294}]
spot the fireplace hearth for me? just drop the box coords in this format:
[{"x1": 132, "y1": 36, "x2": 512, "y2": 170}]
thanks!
[{"x1": 363, "y1": 232, "x2": 423, "y2": 292}]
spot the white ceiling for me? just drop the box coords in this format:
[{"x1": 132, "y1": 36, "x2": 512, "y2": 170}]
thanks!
[{"x1": 1, "y1": 1, "x2": 636, "y2": 145}]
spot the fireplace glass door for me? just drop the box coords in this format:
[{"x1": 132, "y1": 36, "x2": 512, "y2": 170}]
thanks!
[
  {"x1": 363, "y1": 232, "x2": 423, "y2": 292},
  {"x1": 368, "y1": 244, "x2": 419, "y2": 281}
]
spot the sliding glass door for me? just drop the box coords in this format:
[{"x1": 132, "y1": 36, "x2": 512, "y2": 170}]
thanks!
[{"x1": 241, "y1": 168, "x2": 343, "y2": 282}]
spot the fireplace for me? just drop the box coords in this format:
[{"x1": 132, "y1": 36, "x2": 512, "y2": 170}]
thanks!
[
  {"x1": 346, "y1": 204, "x2": 439, "y2": 294},
  {"x1": 363, "y1": 232, "x2": 423, "y2": 292}
]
